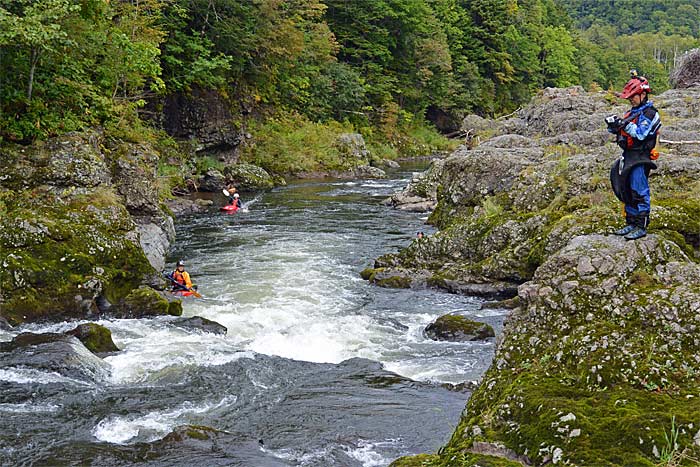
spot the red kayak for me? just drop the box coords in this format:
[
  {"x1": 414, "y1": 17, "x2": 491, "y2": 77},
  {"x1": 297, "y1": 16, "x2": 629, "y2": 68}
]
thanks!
[
  {"x1": 172, "y1": 290, "x2": 195, "y2": 297},
  {"x1": 219, "y1": 204, "x2": 239, "y2": 213}
]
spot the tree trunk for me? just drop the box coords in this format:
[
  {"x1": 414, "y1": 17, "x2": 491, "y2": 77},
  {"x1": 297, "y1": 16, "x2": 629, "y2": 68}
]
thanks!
[{"x1": 27, "y1": 47, "x2": 39, "y2": 102}]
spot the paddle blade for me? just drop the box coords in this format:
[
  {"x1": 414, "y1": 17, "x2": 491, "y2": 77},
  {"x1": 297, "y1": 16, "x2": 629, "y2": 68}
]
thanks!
[
  {"x1": 191, "y1": 290, "x2": 203, "y2": 298},
  {"x1": 222, "y1": 189, "x2": 230, "y2": 197}
]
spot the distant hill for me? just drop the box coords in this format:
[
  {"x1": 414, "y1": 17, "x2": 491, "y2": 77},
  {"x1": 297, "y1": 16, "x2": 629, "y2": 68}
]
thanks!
[{"x1": 562, "y1": 0, "x2": 699, "y2": 37}]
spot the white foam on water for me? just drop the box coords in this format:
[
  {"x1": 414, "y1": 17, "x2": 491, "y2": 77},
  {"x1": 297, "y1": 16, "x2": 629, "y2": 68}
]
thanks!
[
  {"x1": 0, "y1": 368, "x2": 90, "y2": 386},
  {"x1": 343, "y1": 439, "x2": 397, "y2": 467},
  {"x1": 93, "y1": 395, "x2": 237, "y2": 445},
  {"x1": 101, "y1": 319, "x2": 253, "y2": 384},
  {"x1": 0, "y1": 402, "x2": 61, "y2": 413}
]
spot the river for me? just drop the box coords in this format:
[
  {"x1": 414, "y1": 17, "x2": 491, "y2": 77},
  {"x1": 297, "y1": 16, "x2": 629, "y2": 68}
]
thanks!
[{"x1": 0, "y1": 163, "x2": 507, "y2": 466}]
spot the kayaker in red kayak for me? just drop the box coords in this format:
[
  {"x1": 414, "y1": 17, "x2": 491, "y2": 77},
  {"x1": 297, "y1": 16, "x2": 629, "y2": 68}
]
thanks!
[{"x1": 172, "y1": 260, "x2": 194, "y2": 292}]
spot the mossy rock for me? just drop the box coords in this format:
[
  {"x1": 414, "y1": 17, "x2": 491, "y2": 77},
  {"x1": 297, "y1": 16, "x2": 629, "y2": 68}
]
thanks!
[
  {"x1": 65, "y1": 323, "x2": 119, "y2": 353},
  {"x1": 114, "y1": 287, "x2": 182, "y2": 318},
  {"x1": 424, "y1": 314, "x2": 495, "y2": 342},
  {"x1": 390, "y1": 453, "x2": 523, "y2": 467},
  {"x1": 0, "y1": 132, "x2": 163, "y2": 325},
  {"x1": 161, "y1": 425, "x2": 220, "y2": 443},
  {"x1": 375, "y1": 275, "x2": 412, "y2": 289},
  {"x1": 360, "y1": 267, "x2": 379, "y2": 281},
  {"x1": 224, "y1": 163, "x2": 275, "y2": 190}
]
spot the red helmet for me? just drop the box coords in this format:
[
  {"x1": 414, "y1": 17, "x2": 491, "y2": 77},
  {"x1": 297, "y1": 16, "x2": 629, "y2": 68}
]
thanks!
[{"x1": 619, "y1": 77, "x2": 651, "y2": 99}]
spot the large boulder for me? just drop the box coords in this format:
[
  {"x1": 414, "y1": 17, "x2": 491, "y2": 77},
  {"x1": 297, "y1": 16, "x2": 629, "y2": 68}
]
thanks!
[
  {"x1": 0, "y1": 131, "x2": 174, "y2": 325},
  {"x1": 335, "y1": 133, "x2": 370, "y2": 165},
  {"x1": 65, "y1": 322, "x2": 119, "y2": 353},
  {"x1": 670, "y1": 48, "x2": 700, "y2": 89},
  {"x1": 0, "y1": 333, "x2": 111, "y2": 382},
  {"x1": 170, "y1": 316, "x2": 227, "y2": 335},
  {"x1": 112, "y1": 288, "x2": 182, "y2": 319},
  {"x1": 438, "y1": 234, "x2": 700, "y2": 466},
  {"x1": 223, "y1": 163, "x2": 275, "y2": 190}
]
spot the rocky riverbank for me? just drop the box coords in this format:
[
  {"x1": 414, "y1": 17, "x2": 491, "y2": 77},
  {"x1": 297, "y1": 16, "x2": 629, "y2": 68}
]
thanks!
[
  {"x1": 0, "y1": 130, "x2": 177, "y2": 325},
  {"x1": 377, "y1": 84, "x2": 700, "y2": 465}
]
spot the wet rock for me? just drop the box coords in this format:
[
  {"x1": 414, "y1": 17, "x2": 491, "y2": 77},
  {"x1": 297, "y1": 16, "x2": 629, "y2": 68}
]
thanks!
[
  {"x1": 197, "y1": 168, "x2": 226, "y2": 192},
  {"x1": 424, "y1": 314, "x2": 495, "y2": 342},
  {"x1": 112, "y1": 287, "x2": 182, "y2": 318},
  {"x1": 384, "y1": 158, "x2": 444, "y2": 212},
  {"x1": 161, "y1": 425, "x2": 221, "y2": 443},
  {"x1": 65, "y1": 322, "x2": 119, "y2": 353},
  {"x1": 224, "y1": 162, "x2": 275, "y2": 190},
  {"x1": 0, "y1": 333, "x2": 111, "y2": 381},
  {"x1": 0, "y1": 316, "x2": 11, "y2": 330},
  {"x1": 165, "y1": 198, "x2": 210, "y2": 216},
  {"x1": 170, "y1": 316, "x2": 227, "y2": 335},
  {"x1": 160, "y1": 86, "x2": 243, "y2": 164},
  {"x1": 352, "y1": 165, "x2": 386, "y2": 179}
]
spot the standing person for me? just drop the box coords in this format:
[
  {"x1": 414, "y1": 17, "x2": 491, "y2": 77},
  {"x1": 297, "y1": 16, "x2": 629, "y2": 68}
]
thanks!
[
  {"x1": 607, "y1": 72, "x2": 661, "y2": 240},
  {"x1": 171, "y1": 260, "x2": 193, "y2": 291}
]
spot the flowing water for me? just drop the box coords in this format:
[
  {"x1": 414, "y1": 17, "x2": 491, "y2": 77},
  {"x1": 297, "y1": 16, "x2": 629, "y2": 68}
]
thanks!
[{"x1": 1, "y1": 164, "x2": 508, "y2": 466}]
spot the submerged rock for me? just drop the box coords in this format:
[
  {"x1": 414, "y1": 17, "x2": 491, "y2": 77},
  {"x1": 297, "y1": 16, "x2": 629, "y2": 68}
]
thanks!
[
  {"x1": 0, "y1": 333, "x2": 111, "y2": 381},
  {"x1": 65, "y1": 323, "x2": 119, "y2": 353},
  {"x1": 424, "y1": 315, "x2": 495, "y2": 342},
  {"x1": 170, "y1": 316, "x2": 227, "y2": 335}
]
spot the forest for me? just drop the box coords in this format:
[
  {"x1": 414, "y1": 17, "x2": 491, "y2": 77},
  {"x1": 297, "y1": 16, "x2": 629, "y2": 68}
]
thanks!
[{"x1": 0, "y1": 0, "x2": 698, "y2": 162}]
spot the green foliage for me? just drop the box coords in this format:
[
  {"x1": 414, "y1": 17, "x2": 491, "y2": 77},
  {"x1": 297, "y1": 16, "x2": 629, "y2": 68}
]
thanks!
[
  {"x1": 240, "y1": 112, "x2": 356, "y2": 175},
  {"x1": 0, "y1": 0, "x2": 165, "y2": 142}
]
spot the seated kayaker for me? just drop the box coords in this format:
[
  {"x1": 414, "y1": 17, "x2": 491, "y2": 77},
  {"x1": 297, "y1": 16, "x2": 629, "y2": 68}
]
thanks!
[
  {"x1": 231, "y1": 193, "x2": 242, "y2": 208},
  {"x1": 226, "y1": 184, "x2": 238, "y2": 204},
  {"x1": 171, "y1": 260, "x2": 194, "y2": 291}
]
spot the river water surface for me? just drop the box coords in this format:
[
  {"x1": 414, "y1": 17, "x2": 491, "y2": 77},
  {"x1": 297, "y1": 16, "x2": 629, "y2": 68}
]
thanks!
[{"x1": 1, "y1": 164, "x2": 507, "y2": 466}]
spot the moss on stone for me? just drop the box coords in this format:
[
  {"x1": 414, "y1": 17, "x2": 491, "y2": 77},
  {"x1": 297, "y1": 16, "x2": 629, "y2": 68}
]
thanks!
[
  {"x1": 167, "y1": 300, "x2": 183, "y2": 316},
  {"x1": 425, "y1": 314, "x2": 495, "y2": 342},
  {"x1": 0, "y1": 134, "x2": 162, "y2": 325},
  {"x1": 115, "y1": 287, "x2": 179, "y2": 318},
  {"x1": 390, "y1": 453, "x2": 524, "y2": 467},
  {"x1": 65, "y1": 323, "x2": 119, "y2": 353},
  {"x1": 360, "y1": 267, "x2": 377, "y2": 281},
  {"x1": 375, "y1": 275, "x2": 412, "y2": 289}
]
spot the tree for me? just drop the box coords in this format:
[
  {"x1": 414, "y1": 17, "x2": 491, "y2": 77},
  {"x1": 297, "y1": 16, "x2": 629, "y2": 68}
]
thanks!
[{"x1": 0, "y1": 0, "x2": 78, "y2": 101}]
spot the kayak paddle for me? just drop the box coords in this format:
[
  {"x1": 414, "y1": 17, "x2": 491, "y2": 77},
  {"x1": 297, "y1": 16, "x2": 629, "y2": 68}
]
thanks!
[{"x1": 162, "y1": 272, "x2": 202, "y2": 298}]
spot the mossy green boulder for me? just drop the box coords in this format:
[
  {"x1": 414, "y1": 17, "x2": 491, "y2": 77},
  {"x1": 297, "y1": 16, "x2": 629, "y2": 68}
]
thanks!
[
  {"x1": 113, "y1": 287, "x2": 182, "y2": 318},
  {"x1": 224, "y1": 162, "x2": 275, "y2": 190},
  {"x1": 65, "y1": 323, "x2": 119, "y2": 353},
  {"x1": 424, "y1": 315, "x2": 495, "y2": 342},
  {"x1": 0, "y1": 131, "x2": 174, "y2": 324}
]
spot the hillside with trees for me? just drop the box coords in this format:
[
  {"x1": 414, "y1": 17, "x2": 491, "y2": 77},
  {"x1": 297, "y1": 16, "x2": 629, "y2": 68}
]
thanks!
[{"x1": 0, "y1": 0, "x2": 698, "y2": 169}]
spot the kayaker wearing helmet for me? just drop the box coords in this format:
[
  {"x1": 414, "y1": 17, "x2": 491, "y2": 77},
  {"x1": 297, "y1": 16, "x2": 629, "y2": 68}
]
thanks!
[
  {"x1": 232, "y1": 193, "x2": 242, "y2": 209},
  {"x1": 606, "y1": 70, "x2": 661, "y2": 241},
  {"x1": 172, "y1": 260, "x2": 193, "y2": 291}
]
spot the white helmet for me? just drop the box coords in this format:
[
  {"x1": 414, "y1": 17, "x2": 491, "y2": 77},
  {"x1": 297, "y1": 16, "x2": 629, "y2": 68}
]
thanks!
[{"x1": 233, "y1": 193, "x2": 239, "y2": 198}]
